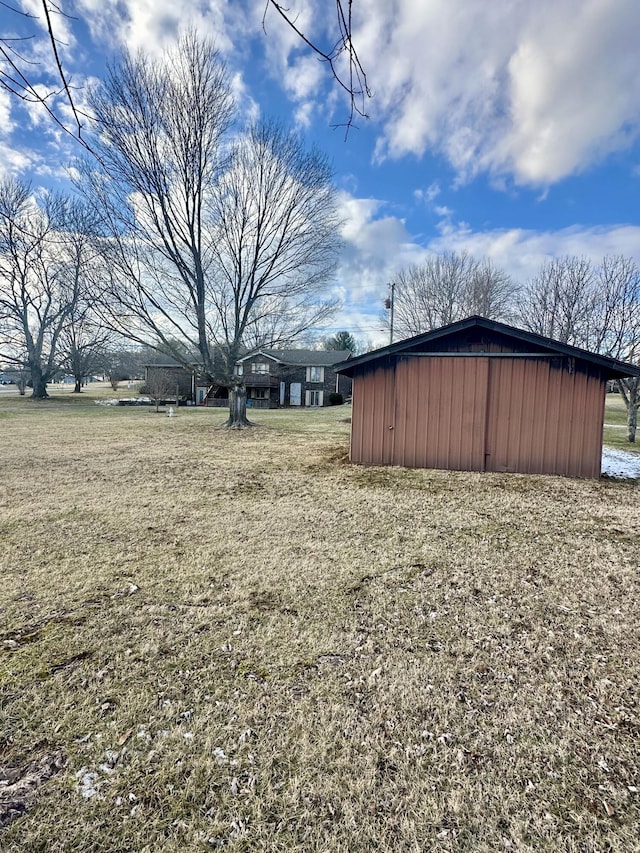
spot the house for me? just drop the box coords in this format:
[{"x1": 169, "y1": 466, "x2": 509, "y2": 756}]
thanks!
[
  {"x1": 334, "y1": 316, "x2": 640, "y2": 479},
  {"x1": 146, "y1": 349, "x2": 352, "y2": 408},
  {"x1": 143, "y1": 361, "x2": 196, "y2": 400},
  {"x1": 234, "y1": 349, "x2": 352, "y2": 408}
]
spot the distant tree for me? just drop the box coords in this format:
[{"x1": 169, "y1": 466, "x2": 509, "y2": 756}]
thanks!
[
  {"x1": 516, "y1": 257, "x2": 597, "y2": 346},
  {"x1": 0, "y1": 179, "x2": 96, "y2": 398},
  {"x1": 323, "y1": 331, "x2": 359, "y2": 353},
  {"x1": 78, "y1": 35, "x2": 340, "y2": 428},
  {"x1": 519, "y1": 255, "x2": 640, "y2": 442},
  {"x1": 142, "y1": 369, "x2": 176, "y2": 413},
  {"x1": 391, "y1": 252, "x2": 515, "y2": 339},
  {"x1": 98, "y1": 346, "x2": 145, "y2": 389},
  {"x1": 56, "y1": 204, "x2": 109, "y2": 392},
  {"x1": 60, "y1": 316, "x2": 109, "y2": 393},
  {"x1": 596, "y1": 257, "x2": 640, "y2": 443}
]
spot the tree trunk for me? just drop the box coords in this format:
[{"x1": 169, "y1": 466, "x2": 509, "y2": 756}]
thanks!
[
  {"x1": 30, "y1": 369, "x2": 49, "y2": 399},
  {"x1": 223, "y1": 383, "x2": 254, "y2": 429},
  {"x1": 627, "y1": 379, "x2": 638, "y2": 443},
  {"x1": 73, "y1": 377, "x2": 82, "y2": 393},
  {"x1": 618, "y1": 377, "x2": 639, "y2": 443}
]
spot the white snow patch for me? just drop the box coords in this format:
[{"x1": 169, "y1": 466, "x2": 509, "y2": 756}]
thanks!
[
  {"x1": 76, "y1": 769, "x2": 101, "y2": 799},
  {"x1": 601, "y1": 448, "x2": 640, "y2": 480}
]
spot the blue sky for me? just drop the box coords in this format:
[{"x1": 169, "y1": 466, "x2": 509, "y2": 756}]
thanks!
[{"x1": 2, "y1": 0, "x2": 640, "y2": 346}]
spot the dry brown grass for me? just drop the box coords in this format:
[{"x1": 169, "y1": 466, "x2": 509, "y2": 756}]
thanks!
[{"x1": 1, "y1": 401, "x2": 639, "y2": 852}]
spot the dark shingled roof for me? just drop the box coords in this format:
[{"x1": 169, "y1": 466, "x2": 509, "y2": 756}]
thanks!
[
  {"x1": 239, "y1": 349, "x2": 352, "y2": 367},
  {"x1": 334, "y1": 316, "x2": 640, "y2": 380}
]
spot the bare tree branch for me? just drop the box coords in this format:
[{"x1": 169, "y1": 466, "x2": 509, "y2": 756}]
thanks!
[
  {"x1": 263, "y1": 0, "x2": 370, "y2": 134},
  {"x1": 0, "y1": 1, "x2": 98, "y2": 155}
]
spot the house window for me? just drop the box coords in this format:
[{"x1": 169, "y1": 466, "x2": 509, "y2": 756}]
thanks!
[
  {"x1": 236, "y1": 364, "x2": 243, "y2": 376},
  {"x1": 307, "y1": 390, "x2": 323, "y2": 407},
  {"x1": 306, "y1": 366, "x2": 324, "y2": 382},
  {"x1": 252, "y1": 388, "x2": 268, "y2": 399},
  {"x1": 252, "y1": 363, "x2": 270, "y2": 374}
]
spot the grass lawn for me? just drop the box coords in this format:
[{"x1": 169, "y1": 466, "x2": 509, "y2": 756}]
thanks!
[
  {"x1": 603, "y1": 393, "x2": 639, "y2": 453},
  {"x1": 1, "y1": 393, "x2": 639, "y2": 852}
]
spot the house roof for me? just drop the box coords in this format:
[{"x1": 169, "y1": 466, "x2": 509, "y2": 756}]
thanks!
[
  {"x1": 334, "y1": 316, "x2": 640, "y2": 380},
  {"x1": 237, "y1": 349, "x2": 352, "y2": 367}
]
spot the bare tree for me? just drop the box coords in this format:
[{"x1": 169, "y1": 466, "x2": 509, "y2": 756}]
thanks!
[
  {"x1": 519, "y1": 255, "x2": 640, "y2": 442},
  {"x1": 78, "y1": 35, "x2": 340, "y2": 427},
  {"x1": 595, "y1": 257, "x2": 640, "y2": 443},
  {"x1": 391, "y1": 252, "x2": 515, "y2": 339},
  {"x1": 141, "y1": 369, "x2": 175, "y2": 413},
  {"x1": 59, "y1": 308, "x2": 110, "y2": 393},
  {"x1": 54, "y1": 202, "x2": 109, "y2": 392},
  {"x1": 517, "y1": 256, "x2": 597, "y2": 346},
  {"x1": 208, "y1": 120, "x2": 340, "y2": 425},
  {"x1": 0, "y1": 178, "x2": 91, "y2": 398}
]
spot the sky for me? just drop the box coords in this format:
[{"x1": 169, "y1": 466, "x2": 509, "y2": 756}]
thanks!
[{"x1": 1, "y1": 0, "x2": 640, "y2": 347}]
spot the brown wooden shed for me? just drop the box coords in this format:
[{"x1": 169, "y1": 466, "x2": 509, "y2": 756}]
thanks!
[{"x1": 335, "y1": 316, "x2": 640, "y2": 478}]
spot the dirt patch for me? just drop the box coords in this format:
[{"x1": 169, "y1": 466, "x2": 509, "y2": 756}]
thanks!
[{"x1": 0, "y1": 752, "x2": 66, "y2": 829}]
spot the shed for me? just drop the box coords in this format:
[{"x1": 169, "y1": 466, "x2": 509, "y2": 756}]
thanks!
[{"x1": 335, "y1": 316, "x2": 640, "y2": 478}]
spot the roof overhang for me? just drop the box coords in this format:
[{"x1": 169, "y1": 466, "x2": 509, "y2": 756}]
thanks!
[{"x1": 335, "y1": 316, "x2": 640, "y2": 380}]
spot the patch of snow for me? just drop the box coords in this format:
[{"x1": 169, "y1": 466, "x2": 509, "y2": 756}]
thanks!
[
  {"x1": 601, "y1": 448, "x2": 640, "y2": 480},
  {"x1": 76, "y1": 769, "x2": 101, "y2": 799}
]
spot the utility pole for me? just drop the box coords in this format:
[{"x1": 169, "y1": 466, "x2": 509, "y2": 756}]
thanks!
[{"x1": 384, "y1": 282, "x2": 396, "y2": 345}]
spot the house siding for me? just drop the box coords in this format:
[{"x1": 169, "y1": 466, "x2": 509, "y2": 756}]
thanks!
[
  {"x1": 144, "y1": 365, "x2": 194, "y2": 399},
  {"x1": 240, "y1": 358, "x2": 350, "y2": 407}
]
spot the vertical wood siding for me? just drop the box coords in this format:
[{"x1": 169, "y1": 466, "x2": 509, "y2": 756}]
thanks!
[
  {"x1": 350, "y1": 363, "x2": 396, "y2": 464},
  {"x1": 349, "y1": 356, "x2": 606, "y2": 478},
  {"x1": 393, "y1": 356, "x2": 489, "y2": 471},
  {"x1": 484, "y1": 358, "x2": 605, "y2": 477}
]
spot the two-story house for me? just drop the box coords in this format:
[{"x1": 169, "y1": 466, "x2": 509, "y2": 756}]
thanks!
[
  {"x1": 234, "y1": 349, "x2": 352, "y2": 408},
  {"x1": 146, "y1": 349, "x2": 353, "y2": 407}
]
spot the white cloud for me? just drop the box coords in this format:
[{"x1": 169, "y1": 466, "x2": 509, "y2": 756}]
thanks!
[
  {"x1": 349, "y1": 0, "x2": 640, "y2": 186},
  {"x1": 429, "y1": 221, "x2": 640, "y2": 284},
  {"x1": 76, "y1": 0, "x2": 236, "y2": 56},
  {"x1": 333, "y1": 189, "x2": 640, "y2": 342},
  {"x1": 414, "y1": 181, "x2": 441, "y2": 205},
  {"x1": 0, "y1": 142, "x2": 37, "y2": 179}
]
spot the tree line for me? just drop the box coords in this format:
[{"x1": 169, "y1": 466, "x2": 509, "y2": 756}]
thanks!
[{"x1": 389, "y1": 252, "x2": 640, "y2": 441}]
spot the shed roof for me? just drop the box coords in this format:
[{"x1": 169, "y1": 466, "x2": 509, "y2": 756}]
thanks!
[{"x1": 335, "y1": 316, "x2": 640, "y2": 380}]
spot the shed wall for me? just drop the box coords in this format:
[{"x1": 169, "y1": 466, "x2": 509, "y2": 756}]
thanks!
[{"x1": 349, "y1": 355, "x2": 606, "y2": 478}]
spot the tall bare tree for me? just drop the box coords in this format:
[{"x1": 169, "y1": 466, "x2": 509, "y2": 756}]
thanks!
[
  {"x1": 516, "y1": 256, "x2": 597, "y2": 346},
  {"x1": 208, "y1": 120, "x2": 340, "y2": 424},
  {"x1": 0, "y1": 178, "x2": 93, "y2": 398},
  {"x1": 78, "y1": 35, "x2": 340, "y2": 426},
  {"x1": 519, "y1": 255, "x2": 640, "y2": 442},
  {"x1": 391, "y1": 252, "x2": 514, "y2": 339}
]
